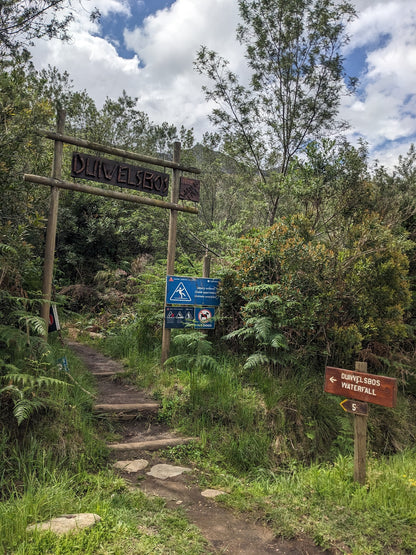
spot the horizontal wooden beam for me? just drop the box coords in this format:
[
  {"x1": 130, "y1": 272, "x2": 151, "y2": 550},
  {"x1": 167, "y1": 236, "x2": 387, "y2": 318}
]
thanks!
[
  {"x1": 38, "y1": 130, "x2": 201, "y2": 174},
  {"x1": 23, "y1": 174, "x2": 199, "y2": 214}
]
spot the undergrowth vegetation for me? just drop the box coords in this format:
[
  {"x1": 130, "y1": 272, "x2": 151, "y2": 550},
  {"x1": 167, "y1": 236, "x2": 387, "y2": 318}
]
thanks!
[
  {"x1": 93, "y1": 320, "x2": 416, "y2": 553},
  {"x1": 2, "y1": 6, "x2": 416, "y2": 550}
]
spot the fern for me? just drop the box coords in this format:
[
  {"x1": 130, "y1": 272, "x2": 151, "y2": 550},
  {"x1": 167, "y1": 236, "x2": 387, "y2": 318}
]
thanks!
[
  {"x1": 244, "y1": 352, "x2": 275, "y2": 370},
  {"x1": 0, "y1": 325, "x2": 28, "y2": 351},
  {"x1": 0, "y1": 383, "x2": 47, "y2": 425},
  {"x1": 165, "y1": 353, "x2": 218, "y2": 373},
  {"x1": 224, "y1": 327, "x2": 255, "y2": 341},
  {"x1": 3, "y1": 373, "x2": 70, "y2": 389},
  {"x1": 165, "y1": 331, "x2": 219, "y2": 373},
  {"x1": 224, "y1": 301, "x2": 289, "y2": 372},
  {"x1": 16, "y1": 313, "x2": 47, "y2": 336},
  {"x1": 0, "y1": 361, "x2": 20, "y2": 374},
  {"x1": 0, "y1": 373, "x2": 70, "y2": 425},
  {"x1": 173, "y1": 331, "x2": 214, "y2": 353},
  {"x1": 0, "y1": 243, "x2": 17, "y2": 255},
  {"x1": 270, "y1": 334, "x2": 288, "y2": 350},
  {"x1": 0, "y1": 384, "x2": 23, "y2": 398},
  {"x1": 12, "y1": 397, "x2": 46, "y2": 425}
]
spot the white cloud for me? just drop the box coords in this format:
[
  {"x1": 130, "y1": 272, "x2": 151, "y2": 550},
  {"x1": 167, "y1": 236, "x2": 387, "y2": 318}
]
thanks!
[
  {"x1": 30, "y1": 0, "x2": 140, "y2": 105},
  {"x1": 30, "y1": 0, "x2": 242, "y2": 135},
  {"x1": 340, "y1": 0, "x2": 416, "y2": 166},
  {"x1": 121, "y1": 0, "x2": 244, "y2": 129},
  {"x1": 28, "y1": 0, "x2": 416, "y2": 168},
  {"x1": 124, "y1": 0, "x2": 242, "y2": 72},
  {"x1": 87, "y1": 0, "x2": 131, "y2": 19},
  {"x1": 346, "y1": 1, "x2": 403, "y2": 50}
]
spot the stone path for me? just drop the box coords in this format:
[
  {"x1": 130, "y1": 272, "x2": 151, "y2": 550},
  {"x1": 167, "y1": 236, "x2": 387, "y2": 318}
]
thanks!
[{"x1": 68, "y1": 341, "x2": 329, "y2": 555}]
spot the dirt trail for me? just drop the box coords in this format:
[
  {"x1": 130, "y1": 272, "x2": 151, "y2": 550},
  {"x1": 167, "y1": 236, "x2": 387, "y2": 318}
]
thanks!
[{"x1": 68, "y1": 341, "x2": 329, "y2": 555}]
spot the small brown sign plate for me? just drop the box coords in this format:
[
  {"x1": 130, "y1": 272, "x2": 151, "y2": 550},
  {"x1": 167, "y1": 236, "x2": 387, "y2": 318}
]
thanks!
[
  {"x1": 179, "y1": 176, "x2": 200, "y2": 202},
  {"x1": 71, "y1": 152, "x2": 169, "y2": 197},
  {"x1": 324, "y1": 366, "x2": 397, "y2": 408},
  {"x1": 340, "y1": 399, "x2": 368, "y2": 415}
]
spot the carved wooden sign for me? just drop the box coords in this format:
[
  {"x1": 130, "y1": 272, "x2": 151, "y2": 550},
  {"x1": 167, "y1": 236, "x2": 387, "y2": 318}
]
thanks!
[
  {"x1": 340, "y1": 399, "x2": 368, "y2": 415},
  {"x1": 324, "y1": 366, "x2": 397, "y2": 408},
  {"x1": 71, "y1": 152, "x2": 169, "y2": 197},
  {"x1": 179, "y1": 176, "x2": 200, "y2": 202}
]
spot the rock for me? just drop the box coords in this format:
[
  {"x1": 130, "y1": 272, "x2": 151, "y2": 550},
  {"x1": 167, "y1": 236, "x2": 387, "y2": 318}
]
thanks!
[
  {"x1": 113, "y1": 459, "x2": 149, "y2": 472},
  {"x1": 201, "y1": 489, "x2": 227, "y2": 498},
  {"x1": 146, "y1": 464, "x2": 192, "y2": 480},
  {"x1": 26, "y1": 513, "x2": 101, "y2": 535}
]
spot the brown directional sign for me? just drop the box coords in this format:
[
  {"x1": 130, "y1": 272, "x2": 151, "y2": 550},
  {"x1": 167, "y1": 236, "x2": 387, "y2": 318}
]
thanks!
[
  {"x1": 340, "y1": 399, "x2": 368, "y2": 416},
  {"x1": 324, "y1": 366, "x2": 397, "y2": 408}
]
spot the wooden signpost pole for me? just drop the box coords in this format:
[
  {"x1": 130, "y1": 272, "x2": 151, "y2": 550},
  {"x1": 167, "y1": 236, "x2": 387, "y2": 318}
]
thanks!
[
  {"x1": 354, "y1": 361, "x2": 368, "y2": 485},
  {"x1": 40, "y1": 109, "x2": 65, "y2": 339},
  {"x1": 324, "y1": 362, "x2": 397, "y2": 486},
  {"x1": 161, "y1": 142, "x2": 181, "y2": 365},
  {"x1": 202, "y1": 247, "x2": 211, "y2": 279}
]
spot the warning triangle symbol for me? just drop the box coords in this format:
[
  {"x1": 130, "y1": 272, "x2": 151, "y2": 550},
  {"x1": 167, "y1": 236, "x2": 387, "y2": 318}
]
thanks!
[{"x1": 169, "y1": 282, "x2": 192, "y2": 302}]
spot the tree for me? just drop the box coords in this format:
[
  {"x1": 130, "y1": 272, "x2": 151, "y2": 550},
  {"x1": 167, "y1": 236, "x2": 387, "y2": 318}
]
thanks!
[
  {"x1": 195, "y1": 0, "x2": 356, "y2": 225},
  {"x1": 288, "y1": 138, "x2": 372, "y2": 236},
  {"x1": 0, "y1": 0, "x2": 99, "y2": 58}
]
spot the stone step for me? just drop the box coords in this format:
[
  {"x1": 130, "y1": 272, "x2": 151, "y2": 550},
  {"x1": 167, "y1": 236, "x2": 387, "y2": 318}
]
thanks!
[
  {"x1": 94, "y1": 402, "x2": 160, "y2": 420},
  {"x1": 107, "y1": 437, "x2": 197, "y2": 452},
  {"x1": 94, "y1": 402, "x2": 159, "y2": 412}
]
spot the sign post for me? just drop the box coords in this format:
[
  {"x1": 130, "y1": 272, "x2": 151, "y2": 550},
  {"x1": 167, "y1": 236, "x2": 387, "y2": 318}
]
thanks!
[
  {"x1": 163, "y1": 275, "x2": 220, "y2": 333},
  {"x1": 161, "y1": 142, "x2": 181, "y2": 365},
  {"x1": 353, "y1": 362, "x2": 368, "y2": 485},
  {"x1": 324, "y1": 362, "x2": 397, "y2": 485},
  {"x1": 25, "y1": 123, "x2": 201, "y2": 350},
  {"x1": 40, "y1": 109, "x2": 65, "y2": 339}
]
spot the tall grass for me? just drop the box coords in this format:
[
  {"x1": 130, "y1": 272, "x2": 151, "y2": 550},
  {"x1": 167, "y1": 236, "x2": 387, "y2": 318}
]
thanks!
[
  {"x1": 208, "y1": 451, "x2": 416, "y2": 553},
  {"x1": 100, "y1": 326, "x2": 415, "y2": 473},
  {"x1": 0, "y1": 339, "x2": 107, "y2": 499}
]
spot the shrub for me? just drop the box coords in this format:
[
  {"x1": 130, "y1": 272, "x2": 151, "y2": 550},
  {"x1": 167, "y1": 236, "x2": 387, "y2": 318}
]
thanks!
[{"x1": 221, "y1": 214, "x2": 411, "y2": 374}]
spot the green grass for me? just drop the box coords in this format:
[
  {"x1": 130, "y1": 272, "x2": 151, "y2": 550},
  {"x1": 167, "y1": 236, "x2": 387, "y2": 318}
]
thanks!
[
  {"x1": 0, "y1": 334, "x2": 209, "y2": 555},
  {"x1": 73, "y1": 330, "x2": 416, "y2": 553},
  {"x1": 0, "y1": 470, "x2": 208, "y2": 554},
  {"x1": 178, "y1": 451, "x2": 416, "y2": 554}
]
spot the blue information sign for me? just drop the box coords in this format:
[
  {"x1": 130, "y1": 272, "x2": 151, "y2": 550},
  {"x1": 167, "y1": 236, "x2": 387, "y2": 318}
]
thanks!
[
  {"x1": 166, "y1": 275, "x2": 220, "y2": 306},
  {"x1": 194, "y1": 278, "x2": 221, "y2": 306},
  {"x1": 165, "y1": 307, "x2": 216, "y2": 329},
  {"x1": 194, "y1": 307, "x2": 215, "y2": 329},
  {"x1": 165, "y1": 307, "x2": 195, "y2": 329},
  {"x1": 166, "y1": 276, "x2": 196, "y2": 305}
]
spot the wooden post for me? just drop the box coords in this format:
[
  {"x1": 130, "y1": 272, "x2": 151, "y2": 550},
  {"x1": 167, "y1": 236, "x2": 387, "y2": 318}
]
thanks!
[
  {"x1": 40, "y1": 109, "x2": 65, "y2": 340},
  {"x1": 202, "y1": 247, "x2": 211, "y2": 278},
  {"x1": 200, "y1": 248, "x2": 211, "y2": 336},
  {"x1": 161, "y1": 141, "x2": 181, "y2": 364},
  {"x1": 354, "y1": 361, "x2": 368, "y2": 485}
]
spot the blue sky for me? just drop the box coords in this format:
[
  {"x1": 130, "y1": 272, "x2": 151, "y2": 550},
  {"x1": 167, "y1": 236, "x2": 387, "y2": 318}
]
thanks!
[{"x1": 29, "y1": 0, "x2": 416, "y2": 170}]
